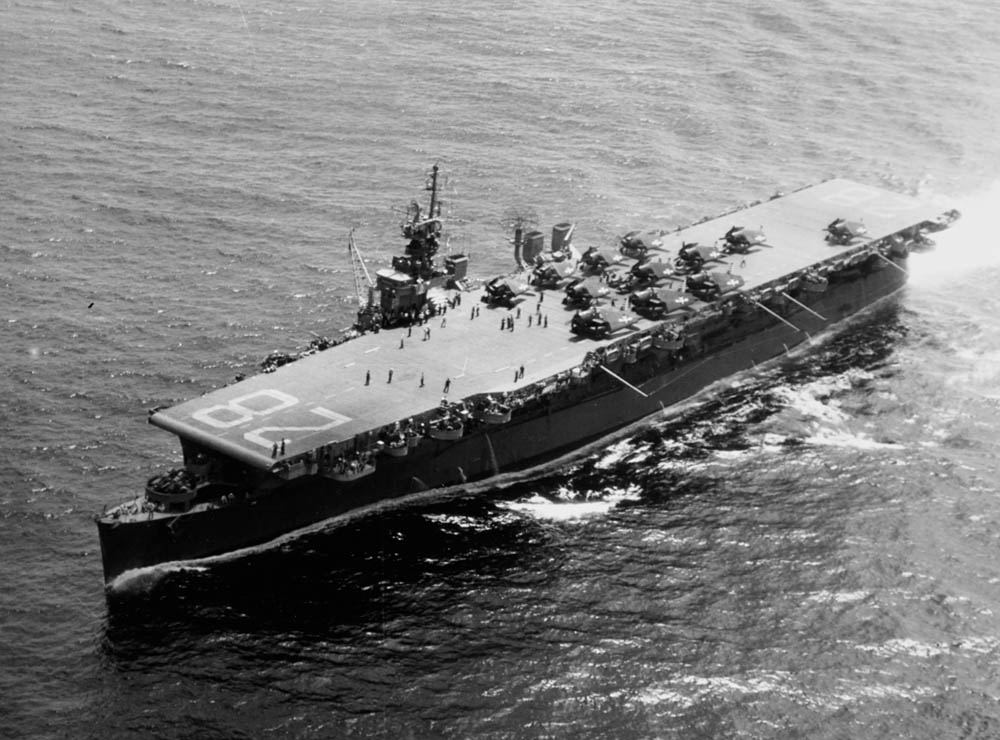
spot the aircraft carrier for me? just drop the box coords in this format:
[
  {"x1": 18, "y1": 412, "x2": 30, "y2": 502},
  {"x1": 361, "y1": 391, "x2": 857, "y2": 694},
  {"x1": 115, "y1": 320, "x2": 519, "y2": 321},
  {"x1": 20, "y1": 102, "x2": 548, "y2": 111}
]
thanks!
[{"x1": 95, "y1": 166, "x2": 959, "y2": 584}]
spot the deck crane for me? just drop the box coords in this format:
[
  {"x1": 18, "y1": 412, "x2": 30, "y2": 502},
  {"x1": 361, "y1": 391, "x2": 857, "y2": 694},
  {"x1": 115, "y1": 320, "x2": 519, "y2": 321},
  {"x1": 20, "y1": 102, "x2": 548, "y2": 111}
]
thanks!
[{"x1": 348, "y1": 228, "x2": 379, "y2": 330}]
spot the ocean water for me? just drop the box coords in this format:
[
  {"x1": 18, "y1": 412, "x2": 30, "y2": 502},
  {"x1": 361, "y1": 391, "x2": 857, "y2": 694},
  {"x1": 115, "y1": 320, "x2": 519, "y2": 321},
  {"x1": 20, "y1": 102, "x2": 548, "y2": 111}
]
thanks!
[{"x1": 3, "y1": 0, "x2": 1000, "y2": 737}]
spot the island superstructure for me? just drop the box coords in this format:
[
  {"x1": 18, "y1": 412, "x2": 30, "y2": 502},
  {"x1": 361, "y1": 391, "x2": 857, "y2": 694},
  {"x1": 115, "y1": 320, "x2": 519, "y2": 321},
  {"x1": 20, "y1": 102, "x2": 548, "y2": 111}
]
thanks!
[{"x1": 96, "y1": 166, "x2": 959, "y2": 583}]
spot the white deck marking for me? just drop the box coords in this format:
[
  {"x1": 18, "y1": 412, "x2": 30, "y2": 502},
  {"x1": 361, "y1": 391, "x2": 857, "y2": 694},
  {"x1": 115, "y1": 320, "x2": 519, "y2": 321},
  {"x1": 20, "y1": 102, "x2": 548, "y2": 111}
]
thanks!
[
  {"x1": 192, "y1": 389, "x2": 298, "y2": 429},
  {"x1": 244, "y1": 407, "x2": 353, "y2": 448}
]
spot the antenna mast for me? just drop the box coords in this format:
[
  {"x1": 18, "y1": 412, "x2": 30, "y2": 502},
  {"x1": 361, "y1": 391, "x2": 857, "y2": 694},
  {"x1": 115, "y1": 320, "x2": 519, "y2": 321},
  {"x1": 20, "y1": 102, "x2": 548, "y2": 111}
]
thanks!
[{"x1": 427, "y1": 163, "x2": 439, "y2": 218}]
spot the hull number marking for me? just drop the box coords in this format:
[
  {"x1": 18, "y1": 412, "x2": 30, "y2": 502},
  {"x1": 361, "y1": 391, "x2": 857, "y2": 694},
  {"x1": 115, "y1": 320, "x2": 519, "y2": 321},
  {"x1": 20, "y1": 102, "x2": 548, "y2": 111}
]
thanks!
[
  {"x1": 192, "y1": 389, "x2": 298, "y2": 429},
  {"x1": 191, "y1": 389, "x2": 352, "y2": 448},
  {"x1": 243, "y1": 407, "x2": 352, "y2": 449}
]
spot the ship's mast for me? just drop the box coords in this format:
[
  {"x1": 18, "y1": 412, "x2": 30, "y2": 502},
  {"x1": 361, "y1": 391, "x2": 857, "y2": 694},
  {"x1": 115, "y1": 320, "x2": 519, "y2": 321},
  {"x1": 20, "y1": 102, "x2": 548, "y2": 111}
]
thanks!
[
  {"x1": 400, "y1": 164, "x2": 443, "y2": 276},
  {"x1": 358, "y1": 164, "x2": 463, "y2": 331},
  {"x1": 427, "y1": 163, "x2": 439, "y2": 219}
]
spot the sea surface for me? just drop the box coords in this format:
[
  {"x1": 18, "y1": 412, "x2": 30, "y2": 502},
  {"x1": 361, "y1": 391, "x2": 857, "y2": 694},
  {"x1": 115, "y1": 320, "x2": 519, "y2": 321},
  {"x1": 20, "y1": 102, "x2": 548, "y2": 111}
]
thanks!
[{"x1": 3, "y1": 0, "x2": 1000, "y2": 737}]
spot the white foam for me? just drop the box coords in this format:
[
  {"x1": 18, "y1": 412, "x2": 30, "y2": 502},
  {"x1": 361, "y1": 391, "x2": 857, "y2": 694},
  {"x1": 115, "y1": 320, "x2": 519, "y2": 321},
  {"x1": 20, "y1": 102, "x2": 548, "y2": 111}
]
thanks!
[
  {"x1": 804, "y1": 427, "x2": 903, "y2": 450},
  {"x1": 909, "y1": 181, "x2": 1000, "y2": 287},
  {"x1": 804, "y1": 589, "x2": 871, "y2": 604},
  {"x1": 762, "y1": 373, "x2": 907, "y2": 450},
  {"x1": 500, "y1": 485, "x2": 641, "y2": 522},
  {"x1": 633, "y1": 668, "x2": 934, "y2": 713},
  {"x1": 422, "y1": 513, "x2": 493, "y2": 531},
  {"x1": 857, "y1": 637, "x2": 951, "y2": 659},
  {"x1": 502, "y1": 496, "x2": 616, "y2": 520},
  {"x1": 594, "y1": 439, "x2": 652, "y2": 469}
]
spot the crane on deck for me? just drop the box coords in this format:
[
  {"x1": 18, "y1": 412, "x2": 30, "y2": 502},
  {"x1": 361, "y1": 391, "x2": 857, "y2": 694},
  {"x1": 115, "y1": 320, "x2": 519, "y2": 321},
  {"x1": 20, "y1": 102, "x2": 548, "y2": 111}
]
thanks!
[{"x1": 348, "y1": 228, "x2": 379, "y2": 331}]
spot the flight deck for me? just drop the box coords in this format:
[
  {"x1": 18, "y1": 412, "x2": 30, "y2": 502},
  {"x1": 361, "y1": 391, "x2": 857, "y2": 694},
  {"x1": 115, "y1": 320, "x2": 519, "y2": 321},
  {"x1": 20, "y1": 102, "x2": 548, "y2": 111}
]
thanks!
[{"x1": 149, "y1": 179, "x2": 944, "y2": 470}]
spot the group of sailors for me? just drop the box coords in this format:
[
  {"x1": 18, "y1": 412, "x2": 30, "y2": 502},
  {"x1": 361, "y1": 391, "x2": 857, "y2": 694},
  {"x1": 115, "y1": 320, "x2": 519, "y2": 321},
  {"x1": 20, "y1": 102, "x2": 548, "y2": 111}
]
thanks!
[
  {"x1": 478, "y1": 394, "x2": 511, "y2": 417},
  {"x1": 331, "y1": 451, "x2": 375, "y2": 477},
  {"x1": 109, "y1": 498, "x2": 158, "y2": 518},
  {"x1": 379, "y1": 418, "x2": 421, "y2": 446},
  {"x1": 498, "y1": 305, "x2": 550, "y2": 332},
  {"x1": 393, "y1": 292, "x2": 464, "y2": 328},
  {"x1": 259, "y1": 335, "x2": 343, "y2": 374},
  {"x1": 432, "y1": 399, "x2": 468, "y2": 430},
  {"x1": 362, "y1": 393, "x2": 516, "y2": 451}
]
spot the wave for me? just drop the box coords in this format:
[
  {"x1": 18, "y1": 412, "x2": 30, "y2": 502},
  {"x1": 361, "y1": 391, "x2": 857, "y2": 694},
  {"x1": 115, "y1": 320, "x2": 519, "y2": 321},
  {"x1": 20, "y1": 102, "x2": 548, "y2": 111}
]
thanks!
[{"x1": 499, "y1": 485, "x2": 641, "y2": 522}]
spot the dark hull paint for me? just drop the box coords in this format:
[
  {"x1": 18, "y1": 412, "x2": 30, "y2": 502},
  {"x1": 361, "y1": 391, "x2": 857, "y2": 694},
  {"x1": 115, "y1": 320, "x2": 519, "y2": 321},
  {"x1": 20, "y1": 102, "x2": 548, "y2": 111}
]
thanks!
[{"x1": 97, "y1": 260, "x2": 906, "y2": 583}]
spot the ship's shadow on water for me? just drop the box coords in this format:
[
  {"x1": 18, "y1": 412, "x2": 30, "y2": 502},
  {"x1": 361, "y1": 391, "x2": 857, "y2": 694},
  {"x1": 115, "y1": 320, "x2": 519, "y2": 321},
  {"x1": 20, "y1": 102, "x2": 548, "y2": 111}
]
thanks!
[{"x1": 102, "y1": 305, "x2": 908, "y2": 658}]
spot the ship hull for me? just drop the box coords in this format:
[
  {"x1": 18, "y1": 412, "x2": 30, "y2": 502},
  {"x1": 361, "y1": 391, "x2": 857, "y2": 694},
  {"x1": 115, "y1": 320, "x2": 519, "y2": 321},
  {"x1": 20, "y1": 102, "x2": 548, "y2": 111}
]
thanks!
[{"x1": 97, "y1": 258, "x2": 907, "y2": 583}]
